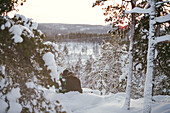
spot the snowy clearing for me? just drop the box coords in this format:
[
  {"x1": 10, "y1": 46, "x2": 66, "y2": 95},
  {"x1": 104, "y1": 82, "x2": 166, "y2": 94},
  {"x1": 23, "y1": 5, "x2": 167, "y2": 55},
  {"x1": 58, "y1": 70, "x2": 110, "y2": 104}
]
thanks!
[{"x1": 44, "y1": 88, "x2": 170, "y2": 113}]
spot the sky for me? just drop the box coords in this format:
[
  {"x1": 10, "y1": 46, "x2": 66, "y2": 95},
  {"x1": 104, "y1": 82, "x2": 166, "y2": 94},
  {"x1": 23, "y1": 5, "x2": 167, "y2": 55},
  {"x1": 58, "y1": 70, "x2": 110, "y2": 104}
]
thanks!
[{"x1": 11, "y1": 0, "x2": 108, "y2": 25}]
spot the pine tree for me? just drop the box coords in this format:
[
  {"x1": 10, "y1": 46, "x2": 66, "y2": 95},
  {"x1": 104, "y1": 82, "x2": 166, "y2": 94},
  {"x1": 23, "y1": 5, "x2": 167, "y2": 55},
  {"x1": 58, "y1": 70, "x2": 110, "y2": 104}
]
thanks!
[
  {"x1": 63, "y1": 44, "x2": 69, "y2": 56},
  {"x1": 0, "y1": 14, "x2": 65, "y2": 113},
  {"x1": 81, "y1": 55, "x2": 94, "y2": 88},
  {"x1": 74, "y1": 57, "x2": 83, "y2": 77}
]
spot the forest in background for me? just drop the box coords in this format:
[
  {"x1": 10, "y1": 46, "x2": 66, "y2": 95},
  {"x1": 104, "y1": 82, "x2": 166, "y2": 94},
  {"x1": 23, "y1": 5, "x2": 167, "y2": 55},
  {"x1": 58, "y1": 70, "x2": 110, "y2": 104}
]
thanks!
[{"x1": 38, "y1": 23, "x2": 112, "y2": 42}]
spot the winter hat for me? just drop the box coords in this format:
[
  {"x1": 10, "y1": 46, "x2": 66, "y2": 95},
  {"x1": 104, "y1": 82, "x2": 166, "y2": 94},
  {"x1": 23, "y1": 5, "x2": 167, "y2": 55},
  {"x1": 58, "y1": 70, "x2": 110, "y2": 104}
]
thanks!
[{"x1": 63, "y1": 69, "x2": 69, "y2": 77}]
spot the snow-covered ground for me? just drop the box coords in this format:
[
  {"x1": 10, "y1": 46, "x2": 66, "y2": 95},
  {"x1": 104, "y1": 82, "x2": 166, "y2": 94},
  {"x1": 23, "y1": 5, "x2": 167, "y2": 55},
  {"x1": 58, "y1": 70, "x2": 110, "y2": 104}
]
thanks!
[{"x1": 44, "y1": 88, "x2": 170, "y2": 113}]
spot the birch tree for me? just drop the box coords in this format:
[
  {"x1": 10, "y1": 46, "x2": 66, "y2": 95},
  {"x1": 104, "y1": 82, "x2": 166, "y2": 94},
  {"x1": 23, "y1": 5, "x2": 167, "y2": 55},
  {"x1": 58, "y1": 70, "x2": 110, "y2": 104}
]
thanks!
[
  {"x1": 127, "y1": 0, "x2": 170, "y2": 112},
  {"x1": 144, "y1": 1, "x2": 170, "y2": 113},
  {"x1": 123, "y1": 0, "x2": 136, "y2": 110},
  {"x1": 143, "y1": 0, "x2": 156, "y2": 112},
  {"x1": 142, "y1": 0, "x2": 170, "y2": 112}
]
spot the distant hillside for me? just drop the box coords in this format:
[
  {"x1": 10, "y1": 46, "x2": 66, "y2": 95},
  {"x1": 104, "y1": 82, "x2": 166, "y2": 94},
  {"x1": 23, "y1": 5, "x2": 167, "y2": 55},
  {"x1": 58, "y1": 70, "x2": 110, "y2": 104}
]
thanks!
[{"x1": 38, "y1": 23, "x2": 112, "y2": 39}]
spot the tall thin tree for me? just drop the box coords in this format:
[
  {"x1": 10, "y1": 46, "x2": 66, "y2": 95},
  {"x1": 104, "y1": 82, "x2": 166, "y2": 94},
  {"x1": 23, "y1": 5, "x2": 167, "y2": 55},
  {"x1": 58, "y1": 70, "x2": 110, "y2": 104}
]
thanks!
[{"x1": 123, "y1": 0, "x2": 136, "y2": 110}]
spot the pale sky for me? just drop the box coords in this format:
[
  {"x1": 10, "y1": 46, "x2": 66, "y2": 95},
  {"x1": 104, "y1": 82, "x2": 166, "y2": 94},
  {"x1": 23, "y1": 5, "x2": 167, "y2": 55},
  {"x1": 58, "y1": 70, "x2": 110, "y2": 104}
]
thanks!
[{"x1": 11, "y1": 0, "x2": 108, "y2": 25}]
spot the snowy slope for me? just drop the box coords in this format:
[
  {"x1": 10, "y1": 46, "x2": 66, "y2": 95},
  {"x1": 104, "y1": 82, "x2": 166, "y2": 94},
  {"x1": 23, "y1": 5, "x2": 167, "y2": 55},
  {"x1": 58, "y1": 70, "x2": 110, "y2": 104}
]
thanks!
[{"x1": 44, "y1": 88, "x2": 170, "y2": 113}]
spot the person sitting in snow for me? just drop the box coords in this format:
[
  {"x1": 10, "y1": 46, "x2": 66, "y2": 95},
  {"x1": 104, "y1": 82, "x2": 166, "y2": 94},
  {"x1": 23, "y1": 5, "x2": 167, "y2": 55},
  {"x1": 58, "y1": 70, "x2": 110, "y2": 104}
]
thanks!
[
  {"x1": 58, "y1": 69, "x2": 82, "y2": 93},
  {"x1": 65, "y1": 72, "x2": 82, "y2": 93}
]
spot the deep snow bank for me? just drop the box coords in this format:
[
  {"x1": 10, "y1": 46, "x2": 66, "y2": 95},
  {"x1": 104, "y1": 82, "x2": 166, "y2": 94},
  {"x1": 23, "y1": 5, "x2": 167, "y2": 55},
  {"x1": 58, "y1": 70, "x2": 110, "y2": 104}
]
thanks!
[{"x1": 44, "y1": 88, "x2": 170, "y2": 113}]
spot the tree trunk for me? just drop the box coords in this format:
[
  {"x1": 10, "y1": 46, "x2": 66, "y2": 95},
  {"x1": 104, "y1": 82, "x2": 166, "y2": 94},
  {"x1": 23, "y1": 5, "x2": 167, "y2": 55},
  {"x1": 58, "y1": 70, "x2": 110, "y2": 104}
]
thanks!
[
  {"x1": 143, "y1": 0, "x2": 156, "y2": 113},
  {"x1": 123, "y1": 0, "x2": 136, "y2": 110}
]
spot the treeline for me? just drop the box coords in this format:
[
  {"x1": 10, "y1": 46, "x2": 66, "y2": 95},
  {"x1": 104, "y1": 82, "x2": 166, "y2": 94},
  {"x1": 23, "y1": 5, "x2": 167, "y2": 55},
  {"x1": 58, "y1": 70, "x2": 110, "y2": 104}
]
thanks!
[
  {"x1": 55, "y1": 32, "x2": 111, "y2": 43},
  {"x1": 56, "y1": 32, "x2": 109, "y2": 38}
]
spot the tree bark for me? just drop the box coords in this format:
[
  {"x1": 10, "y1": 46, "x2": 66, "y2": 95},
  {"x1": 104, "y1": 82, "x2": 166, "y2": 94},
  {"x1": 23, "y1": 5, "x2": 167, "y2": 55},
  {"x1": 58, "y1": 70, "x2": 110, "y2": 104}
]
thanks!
[{"x1": 143, "y1": 0, "x2": 156, "y2": 113}]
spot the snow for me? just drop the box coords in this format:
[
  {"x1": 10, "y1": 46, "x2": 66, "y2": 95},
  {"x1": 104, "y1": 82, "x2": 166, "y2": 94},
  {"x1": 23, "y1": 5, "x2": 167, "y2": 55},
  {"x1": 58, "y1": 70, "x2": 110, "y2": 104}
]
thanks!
[
  {"x1": 44, "y1": 41, "x2": 59, "y2": 53},
  {"x1": 9, "y1": 25, "x2": 24, "y2": 43},
  {"x1": 42, "y1": 52, "x2": 59, "y2": 82},
  {"x1": 119, "y1": 74, "x2": 126, "y2": 82},
  {"x1": 156, "y1": 14, "x2": 170, "y2": 23},
  {"x1": 0, "y1": 99, "x2": 8, "y2": 113},
  {"x1": 125, "y1": 7, "x2": 151, "y2": 14},
  {"x1": 55, "y1": 41, "x2": 101, "y2": 65},
  {"x1": 6, "y1": 87, "x2": 22, "y2": 113},
  {"x1": 30, "y1": 22, "x2": 38, "y2": 30},
  {"x1": 0, "y1": 14, "x2": 39, "y2": 43},
  {"x1": 0, "y1": 65, "x2": 6, "y2": 75},
  {"x1": 11, "y1": 35, "x2": 23, "y2": 43},
  {"x1": 155, "y1": 49, "x2": 158, "y2": 59},
  {"x1": 83, "y1": 88, "x2": 101, "y2": 95},
  {"x1": 9, "y1": 24, "x2": 34, "y2": 43},
  {"x1": 155, "y1": 35, "x2": 170, "y2": 44},
  {"x1": 136, "y1": 63, "x2": 142, "y2": 70},
  {"x1": 15, "y1": 14, "x2": 27, "y2": 22},
  {"x1": 14, "y1": 14, "x2": 38, "y2": 30},
  {"x1": 42, "y1": 88, "x2": 170, "y2": 113},
  {"x1": 26, "y1": 81, "x2": 36, "y2": 89},
  {"x1": 8, "y1": 102, "x2": 22, "y2": 113},
  {"x1": 7, "y1": 87, "x2": 21, "y2": 101},
  {"x1": 37, "y1": 29, "x2": 43, "y2": 36},
  {"x1": 1, "y1": 24, "x2": 5, "y2": 30},
  {"x1": 5, "y1": 21, "x2": 11, "y2": 28},
  {"x1": 9, "y1": 25, "x2": 23, "y2": 36}
]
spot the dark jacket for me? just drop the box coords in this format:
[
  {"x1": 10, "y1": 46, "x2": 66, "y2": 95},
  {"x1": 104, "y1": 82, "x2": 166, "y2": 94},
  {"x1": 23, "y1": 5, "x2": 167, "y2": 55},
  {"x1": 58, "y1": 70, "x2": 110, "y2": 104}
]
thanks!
[{"x1": 66, "y1": 75, "x2": 82, "y2": 93}]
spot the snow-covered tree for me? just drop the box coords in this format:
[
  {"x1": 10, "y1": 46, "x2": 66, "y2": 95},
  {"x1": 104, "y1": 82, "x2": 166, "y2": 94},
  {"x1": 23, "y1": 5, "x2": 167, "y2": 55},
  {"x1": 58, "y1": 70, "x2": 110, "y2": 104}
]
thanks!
[
  {"x1": 83, "y1": 34, "x2": 129, "y2": 95},
  {"x1": 0, "y1": 14, "x2": 65, "y2": 113},
  {"x1": 85, "y1": 55, "x2": 94, "y2": 74},
  {"x1": 74, "y1": 56, "x2": 83, "y2": 77},
  {"x1": 80, "y1": 55, "x2": 94, "y2": 88},
  {"x1": 63, "y1": 44, "x2": 69, "y2": 56},
  {"x1": 93, "y1": 0, "x2": 136, "y2": 109}
]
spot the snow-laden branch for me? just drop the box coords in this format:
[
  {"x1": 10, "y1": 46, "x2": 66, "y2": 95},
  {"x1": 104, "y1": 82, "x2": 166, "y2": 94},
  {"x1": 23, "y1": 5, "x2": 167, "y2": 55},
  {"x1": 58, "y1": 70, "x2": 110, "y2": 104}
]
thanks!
[
  {"x1": 125, "y1": 7, "x2": 151, "y2": 14},
  {"x1": 155, "y1": 14, "x2": 170, "y2": 24},
  {"x1": 154, "y1": 35, "x2": 170, "y2": 44},
  {"x1": 43, "y1": 52, "x2": 59, "y2": 82}
]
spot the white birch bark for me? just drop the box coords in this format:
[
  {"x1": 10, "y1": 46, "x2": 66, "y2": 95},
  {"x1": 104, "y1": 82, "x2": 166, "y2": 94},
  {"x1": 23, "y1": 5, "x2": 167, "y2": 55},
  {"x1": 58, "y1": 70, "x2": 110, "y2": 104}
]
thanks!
[
  {"x1": 143, "y1": 0, "x2": 156, "y2": 113},
  {"x1": 123, "y1": 0, "x2": 136, "y2": 110}
]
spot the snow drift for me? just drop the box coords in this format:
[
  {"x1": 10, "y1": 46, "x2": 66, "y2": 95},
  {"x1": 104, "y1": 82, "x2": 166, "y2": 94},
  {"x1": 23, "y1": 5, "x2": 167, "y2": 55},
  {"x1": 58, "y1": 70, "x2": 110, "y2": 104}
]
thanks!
[{"x1": 43, "y1": 88, "x2": 170, "y2": 113}]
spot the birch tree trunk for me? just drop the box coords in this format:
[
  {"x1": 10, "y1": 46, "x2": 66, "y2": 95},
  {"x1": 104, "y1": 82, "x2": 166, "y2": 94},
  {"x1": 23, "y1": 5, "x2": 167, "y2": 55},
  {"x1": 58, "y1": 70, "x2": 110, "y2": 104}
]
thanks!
[
  {"x1": 143, "y1": 0, "x2": 156, "y2": 113},
  {"x1": 123, "y1": 0, "x2": 136, "y2": 110}
]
